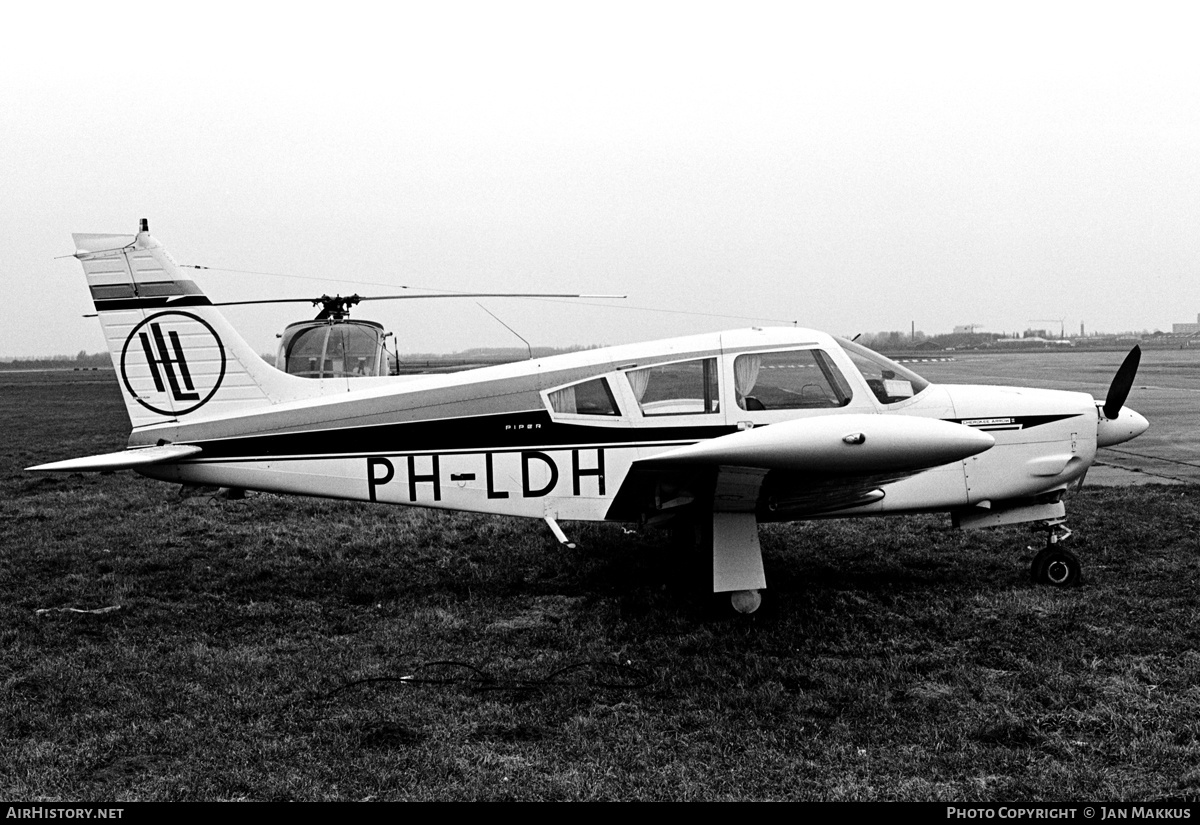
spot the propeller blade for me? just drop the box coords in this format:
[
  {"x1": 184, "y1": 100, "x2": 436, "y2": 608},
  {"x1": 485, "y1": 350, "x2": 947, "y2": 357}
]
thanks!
[{"x1": 1102, "y1": 345, "x2": 1141, "y2": 419}]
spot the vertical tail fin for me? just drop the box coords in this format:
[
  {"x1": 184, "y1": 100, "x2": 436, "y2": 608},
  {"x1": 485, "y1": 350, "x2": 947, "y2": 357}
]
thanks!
[{"x1": 77, "y1": 221, "x2": 312, "y2": 429}]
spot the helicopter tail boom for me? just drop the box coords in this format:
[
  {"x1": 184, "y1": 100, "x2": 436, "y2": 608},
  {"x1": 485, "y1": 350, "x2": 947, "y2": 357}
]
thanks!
[{"x1": 75, "y1": 221, "x2": 322, "y2": 430}]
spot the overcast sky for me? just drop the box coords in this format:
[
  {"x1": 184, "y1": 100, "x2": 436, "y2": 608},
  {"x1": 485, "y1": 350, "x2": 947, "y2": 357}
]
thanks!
[{"x1": 3, "y1": 2, "x2": 1198, "y2": 358}]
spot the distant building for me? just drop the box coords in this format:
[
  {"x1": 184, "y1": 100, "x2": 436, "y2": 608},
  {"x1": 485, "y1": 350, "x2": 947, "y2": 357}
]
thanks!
[{"x1": 1173, "y1": 314, "x2": 1200, "y2": 334}]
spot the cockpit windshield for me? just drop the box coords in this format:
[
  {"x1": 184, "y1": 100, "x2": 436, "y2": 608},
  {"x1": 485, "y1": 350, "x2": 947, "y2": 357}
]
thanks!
[
  {"x1": 836, "y1": 338, "x2": 930, "y2": 405},
  {"x1": 277, "y1": 320, "x2": 386, "y2": 378}
]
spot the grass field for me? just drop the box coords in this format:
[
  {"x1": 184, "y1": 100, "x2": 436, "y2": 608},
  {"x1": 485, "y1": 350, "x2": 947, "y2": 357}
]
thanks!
[{"x1": 2, "y1": 364, "x2": 1199, "y2": 801}]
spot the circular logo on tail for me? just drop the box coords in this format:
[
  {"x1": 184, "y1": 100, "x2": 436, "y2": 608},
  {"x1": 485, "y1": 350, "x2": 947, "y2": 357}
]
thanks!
[{"x1": 120, "y1": 311, "x2": 227, "y2": 416}]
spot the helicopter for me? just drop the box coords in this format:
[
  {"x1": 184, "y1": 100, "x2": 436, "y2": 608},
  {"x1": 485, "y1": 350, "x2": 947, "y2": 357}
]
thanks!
[
  {"x1": 270, "y1": 295, "x2": 397, "y2": 378},
  {"x1": 31, "y1": 221, "x2": 1149, "y2": 613},
  {"x1": 213, "y1": 285, "x2": 613, "y2": 379}
]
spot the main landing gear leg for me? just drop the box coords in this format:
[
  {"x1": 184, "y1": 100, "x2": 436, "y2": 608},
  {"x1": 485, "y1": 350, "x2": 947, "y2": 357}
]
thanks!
[
  {"x1": 712, "y1": 512, "x2": 766, "y2": 614},
  {"x1": 1029, "y1": 519, "x2": 1081, "y2": 587}
]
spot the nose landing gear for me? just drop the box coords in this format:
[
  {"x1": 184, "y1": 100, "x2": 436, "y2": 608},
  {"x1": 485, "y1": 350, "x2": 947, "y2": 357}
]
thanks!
[
  {"x1": 730, "y1": 589, "x2": 763, "y2": 614},
  {"x1": 1029, "y1": 521, "x2": 1081, "y2": 587}
]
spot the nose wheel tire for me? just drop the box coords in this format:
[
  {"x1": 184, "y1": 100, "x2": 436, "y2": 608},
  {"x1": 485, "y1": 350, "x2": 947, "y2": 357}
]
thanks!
[
  {"x1": 730, "y1": 590, "x2": 763, "y2": 614},
  {"x1": 1030, "y1": 547, "x2": 1081, "y2": 587}
]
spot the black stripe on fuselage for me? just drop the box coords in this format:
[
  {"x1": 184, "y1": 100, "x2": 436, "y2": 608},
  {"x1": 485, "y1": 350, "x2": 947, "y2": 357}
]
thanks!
[
  {"x1": 169, "y1": 410, "x2": 1089, "y2": 465},
  {"x1": 188, "y1": 410, "x2": 736, "y2": 460},
  {"x1": 185, "y1": 440, "x2": 699, "y2": 464},
  {"x1": 945, "y1": 414, "x2": 1082, "y2": 430}
]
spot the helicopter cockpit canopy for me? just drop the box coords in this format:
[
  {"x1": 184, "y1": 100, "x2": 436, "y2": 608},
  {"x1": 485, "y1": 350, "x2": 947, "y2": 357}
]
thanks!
[{"x1": 276, "y1": 319, "x2": 395, "y2": 378}]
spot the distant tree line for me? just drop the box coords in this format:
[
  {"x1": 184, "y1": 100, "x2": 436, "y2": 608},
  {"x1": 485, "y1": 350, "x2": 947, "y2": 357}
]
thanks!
[
  {"x1": 855, "y1": 330, "x2": 932, "y2": 351},
  {"x1": 404, "y1": 345, "x2": 600, "y2": 360},
  {"x1": 858, "y1": 328, "x2": 1171, "y2": 353},
  {"x1": 0, "y1": 351, "x2": 111, "y2": 370},
  {"x1": 857, "y1": 331, "x2": 1000, "y2": 352}
]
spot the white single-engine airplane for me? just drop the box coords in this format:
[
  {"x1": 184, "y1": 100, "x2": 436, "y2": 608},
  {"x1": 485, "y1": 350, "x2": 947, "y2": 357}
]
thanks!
[{"x1": 30, "y1": 222, "x2": 1150, "y2": 612}]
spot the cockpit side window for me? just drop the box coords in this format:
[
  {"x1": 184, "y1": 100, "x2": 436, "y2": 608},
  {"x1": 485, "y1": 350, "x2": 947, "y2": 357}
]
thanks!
[
  {"x1": 280, "y1": 326, "x2": 327, "y2": 377},
  {"x1": 837, "y1": 338, "x2": 930, "y2": 405},
  {"x1": 627, "y1": 357, "x2": 720, "y2": 416},
  {"x1": 547, "y1": 377, "x2": 620, "y2": 416},
  {"x1": 734, "y1": 349, "x2": 853, "y2": 410}
]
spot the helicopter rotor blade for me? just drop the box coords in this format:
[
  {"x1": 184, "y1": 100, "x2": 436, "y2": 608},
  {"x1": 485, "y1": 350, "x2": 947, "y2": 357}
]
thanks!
[
  {"x1": 210, "y1": 292, "x2": 626, "y2": 308},
  {"x1": 359, "y1": 292, "x2": 627, "y2": 301},
  {"x1": 209, "y1": 297, "x2": 323, "y2": 307}
]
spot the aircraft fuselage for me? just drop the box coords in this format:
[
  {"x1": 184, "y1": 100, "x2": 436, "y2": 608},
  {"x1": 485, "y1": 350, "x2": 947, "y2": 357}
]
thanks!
[{"x1": 128, "y1": 328, "x2": 1125, "y2": 528}]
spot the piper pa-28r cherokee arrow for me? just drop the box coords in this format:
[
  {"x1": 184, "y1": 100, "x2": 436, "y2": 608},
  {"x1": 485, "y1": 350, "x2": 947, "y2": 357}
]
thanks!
[{"x1": 30, "y1": 222, "x2": 1150, "y2": 613}]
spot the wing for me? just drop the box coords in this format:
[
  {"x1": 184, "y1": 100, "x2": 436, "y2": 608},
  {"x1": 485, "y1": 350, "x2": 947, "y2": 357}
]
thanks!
[{"x1": 606, "y1": 414, "x2": 993, "y2": 522}]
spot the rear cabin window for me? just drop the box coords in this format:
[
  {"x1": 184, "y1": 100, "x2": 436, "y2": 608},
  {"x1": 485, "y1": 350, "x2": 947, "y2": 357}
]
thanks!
[
  {"x1": 734, "y1": 349, "x2": 853, "y2": 410},
  {"x1": 627, "y1": 358, "x2": 720, "y2": 416},
  {"x1": 547, "y1": 377, "x2": 620, "y2": 416}
]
